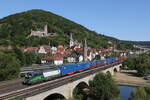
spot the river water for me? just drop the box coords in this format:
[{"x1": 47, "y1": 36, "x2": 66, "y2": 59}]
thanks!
[{"x1": 118, "y1": 85, "x2": 136, "y2": 100}]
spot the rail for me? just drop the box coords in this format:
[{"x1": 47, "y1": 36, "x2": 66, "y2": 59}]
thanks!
[{"x1": 0, "y1": 60, "x2": 123, "y2": 100}]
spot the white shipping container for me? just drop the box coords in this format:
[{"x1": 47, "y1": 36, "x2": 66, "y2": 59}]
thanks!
[{"x1": 43, "y1": 69, "x2": 60, "y2": 78}]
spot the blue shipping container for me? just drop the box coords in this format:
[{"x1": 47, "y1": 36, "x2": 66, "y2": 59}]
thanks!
[
  {"x1": 76, "y1": 62, "x2": 90, "y2": 71},
  {"x1": 59, "y1": 64, "x2": 77, "y2": 75}
]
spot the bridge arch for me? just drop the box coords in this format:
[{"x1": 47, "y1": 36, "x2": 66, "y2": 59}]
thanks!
[
  {"x1": 106, "y1": 71, "x2": 111, "y2": 75},
  {"x1": 44, "y1": 93, "x2": 66, "y2": 100},
  {"x1": 73, "y1": 82, "x2": 89, "y2": 100},
  {"x1": 113, "y1": 65, "x2": 121, "y2": 72},
  {"x1": 113, "y1": 68, "x2": 118, "y2": 72}
]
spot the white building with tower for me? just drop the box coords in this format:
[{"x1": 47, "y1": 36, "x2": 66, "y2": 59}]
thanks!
[{"x1": 69, "y1": 33, "x2": 81, "y2": 48}]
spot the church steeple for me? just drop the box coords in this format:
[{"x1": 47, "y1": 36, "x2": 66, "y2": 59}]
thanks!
[
  {"x1": 44, "y1": 25, "x2": 48, "y2": 35},
  {"x1": 70, "y1": 33, "x2": 74, "y2": 47},
  {"x1": 84, "y1": 39, "x2": 88, "y2": 61}
]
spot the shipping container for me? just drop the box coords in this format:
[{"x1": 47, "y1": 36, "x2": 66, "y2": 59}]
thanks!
[
  {"x1": 106, "y1": 58, "x2": 117, "y2": 63},
  {"x1": 43, "y1": 69, "x2": 60, "y2": 78},
  {"x1": 59, "y1": 64, "x2": 76, "y2": 75},
  {"x1": 76, "y1": 62, "x2": 90, "y2": 71}
]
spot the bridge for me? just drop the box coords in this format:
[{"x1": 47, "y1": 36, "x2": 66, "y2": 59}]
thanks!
[{"x1": 0, "y1": 61, "x2": 123, "y2": 100}]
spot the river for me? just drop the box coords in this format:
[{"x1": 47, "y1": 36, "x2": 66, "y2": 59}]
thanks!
[{"x1": 118, "y1": 85, "x2": 136, "y2": 100}]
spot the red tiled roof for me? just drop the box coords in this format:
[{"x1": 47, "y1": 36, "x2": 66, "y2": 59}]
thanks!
[
  {"x1": 24, "y1": 47, "x2": 38, "y2": 52},
  {"x1": 42, "y1": 56, "x2": 63, "y2": 61},
  {"x1": 0, "y1": 45, "x2": 4, "y2": 49},
  {"x1": 7, "y1": 45, "x2": 13, "y2": 49},
  {"x1": 42, "y1": 46, "x2": 51, "y2": 52},
  {"x1": 58, "y1": 45, "x2": 64, "y2": 49}
]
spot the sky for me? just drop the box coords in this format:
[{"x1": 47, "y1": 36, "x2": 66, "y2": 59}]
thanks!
[{"x1": 1, "y1": 0, "x2": 150, "y2": 41}]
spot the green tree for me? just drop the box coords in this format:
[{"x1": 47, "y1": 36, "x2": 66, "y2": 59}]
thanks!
[
  {"x1": 24, "y1": 52, "x2": 33, "y2": 65},
  {"x1": 123, "y1": 58, "x2": 137, "y2": 70},
  {"x1": 94, "y1": 55, "x2": 101, "y2": 60},
  {"x1": 0, "y1": 51, "x2": 20, "y2": 81},
  {"x1": 13, "y1": 46, "x2": 25, "y2": 66},
  {"x1": 89, "y1": 73, "x2": 120, "y2": 100},
  {"x1": 124, "y1": 53, "x2": 150, "y2": 76},
  {"x1": 24, "y1": 52, "x2": 41, "y2": 65},
  {"x1": 130, "y1": 86, "x2": 150, "y2": 100}
]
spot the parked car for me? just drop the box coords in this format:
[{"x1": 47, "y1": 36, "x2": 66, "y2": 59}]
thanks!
[{"x1": 144, "y1": 76, "x2": 150, "y2": 80}]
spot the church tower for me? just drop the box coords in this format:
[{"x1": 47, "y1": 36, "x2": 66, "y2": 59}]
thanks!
[
  {"x1": 84, "y1": 39, "x2": 88, "y2": 61},
  {"x1": 70, "y1": 33, "x2": 74, "y2": 47},
  {"x1": 44, "y1": 25, "x2": 48, "y2": 35}
]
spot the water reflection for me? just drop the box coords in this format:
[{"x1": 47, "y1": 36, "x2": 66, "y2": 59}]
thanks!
[{"x1": 118, "y1": 85, "x2": 136, "y2": 100}]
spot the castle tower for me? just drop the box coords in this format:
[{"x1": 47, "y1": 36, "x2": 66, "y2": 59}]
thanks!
[
  {"x1": 84, "y1": 39, "x2": 88, "y2": 61},
  {"x1": 44, "y1": 25, "x2": 48, "y2": 35},
  {"x1": 70, "y1": 33, "x2": 74, "y2": 47}
]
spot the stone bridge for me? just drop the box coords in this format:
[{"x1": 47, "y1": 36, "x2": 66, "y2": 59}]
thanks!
[{"x1": 26, "y1": 63, "x2": 122, "y2": 100}]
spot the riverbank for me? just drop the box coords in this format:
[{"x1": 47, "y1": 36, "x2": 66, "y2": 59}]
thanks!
[{"x1": 113, "y1": 70, "x2": 150, "y2": 87}]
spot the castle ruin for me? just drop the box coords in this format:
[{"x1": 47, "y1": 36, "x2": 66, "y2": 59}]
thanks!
[{"x1": 30, "y1": 25, "x2": 56, "y2": 37}]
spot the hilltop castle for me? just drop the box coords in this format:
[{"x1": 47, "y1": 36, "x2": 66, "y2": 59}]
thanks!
[{"x1": 30, "y1": 25, "x2": 56, "y2": 37}]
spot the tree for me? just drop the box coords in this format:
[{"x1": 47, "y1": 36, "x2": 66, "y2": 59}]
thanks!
[
  {"x1": 123, "y1": 58, "x2": 137, "y2": 70},
  {"x1": 94, "y1": 55, "x2": 101, "y2": 60},
  {"x1": 24, "y1": 52, "x2": 33, "y2": 65},
  {"x1": 124, "y1": 53, "x2": 150, "y2": 76},
  {"x1": 24, "y1": 52, "x2": 41, "y2": 65},
  {"x1": 13, "y1": 46, "x2": 25, "y2": 66},
  {"x1": 0, "y1": 51, "x2": 20, "y2": 81},
  {"x1": 89, "y1": 73, "x2": 120, "y2": 100},
  {"x1": 130, "y1": 86, "x2": 150, "y2": 100}
]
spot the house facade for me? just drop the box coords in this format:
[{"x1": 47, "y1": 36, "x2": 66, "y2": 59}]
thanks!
[{"x1": 41, "y1": 56, "x2": 63, "y2": 65}]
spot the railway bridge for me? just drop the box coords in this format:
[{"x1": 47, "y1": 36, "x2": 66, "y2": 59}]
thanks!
[
  {"x1": 0, "y1": 61, "x2": 122, "y2": 100},
  {"x1": 27, "y1": 62, "x2": 122, "y2": 100}
]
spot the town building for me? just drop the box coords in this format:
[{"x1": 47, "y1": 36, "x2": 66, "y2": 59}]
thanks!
[
  {"x1": 69, "y1": 33, "x2": 81, "y2": 48},
  {"x1": 38, "y1": 45, "x2": 51, "y2": 54},
  {"x1": 41, "y1": 56, "x2": 63, "y2": 65}
]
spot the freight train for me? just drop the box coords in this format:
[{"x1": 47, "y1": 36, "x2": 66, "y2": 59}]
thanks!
[{"x1": 23, "y1": 57, "x2": 120, "y2": 85}]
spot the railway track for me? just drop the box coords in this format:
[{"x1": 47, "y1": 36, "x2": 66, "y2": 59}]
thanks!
[
  {"x1": 0, "y1": 79, "x2": 28, "y2": 94},
  {"x1": 0, "y1": 61, "x2": 123, "y2": 100},
  {"x1": 0, "y1": 83, "x2": 28, "y2": 95}
]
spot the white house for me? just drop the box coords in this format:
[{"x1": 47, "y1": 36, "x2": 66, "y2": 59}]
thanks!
[
  {"x1": 41, "y1": 56, "x2": 63, "y2": 65},
  {"x1": 67, "y1": 57, "x2": 76, "y2": 63},
  {"x1": 38, "y1": 46, "x2": 51, "y2": 54},
  {"x1": 79, "y1": 55, "x2": 83, "y2": 62},
  {"x1": 54, "y1": 60, "x2": 63, "y2": 65}
]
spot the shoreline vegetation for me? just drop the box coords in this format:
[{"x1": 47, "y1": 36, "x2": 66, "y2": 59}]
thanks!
[{"x1": 113, "y1": 70, "x2": 150, "y2": 87}]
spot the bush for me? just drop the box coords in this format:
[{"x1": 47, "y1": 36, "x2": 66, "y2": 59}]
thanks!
[
  {"x1": 0, "y1": 51, "x2": 20, "y2": 81},
  {"x1": 89, "y1": 73, "x2": 120, "y2": 100},
  {"x1": 130, "y1": 86, "x2": 150, "y2": 100}
]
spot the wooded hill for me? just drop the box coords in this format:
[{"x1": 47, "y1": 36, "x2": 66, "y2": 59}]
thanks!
[
  {"x1": 0, "y1": 9, "x2": 133, "y2": 49},
  {"x1": 122, "y1": 40, "x2": 150, "y2": 47}
]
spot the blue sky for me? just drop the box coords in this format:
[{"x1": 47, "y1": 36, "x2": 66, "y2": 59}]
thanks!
[{"x1": 1, "y1": 0, "x2": 150, "y2": 41}]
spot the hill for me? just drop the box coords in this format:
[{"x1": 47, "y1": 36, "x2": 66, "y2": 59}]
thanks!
[
  {"x1": 121, "y1": 40, "x2": 150, "y2": 48},
  {"x1": 0, "y1": 9, "x2": 133, "y2": 49}
]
